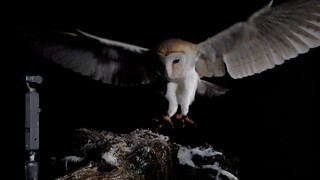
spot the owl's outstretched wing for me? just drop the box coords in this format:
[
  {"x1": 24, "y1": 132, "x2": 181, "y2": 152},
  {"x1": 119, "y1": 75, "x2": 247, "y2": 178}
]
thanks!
[
  {"x1": 24, "y1": 29, "x2": 163, "y2": 86},
  {"x1": 196, "y1": 0, "x2": 320, "y2": 79}
]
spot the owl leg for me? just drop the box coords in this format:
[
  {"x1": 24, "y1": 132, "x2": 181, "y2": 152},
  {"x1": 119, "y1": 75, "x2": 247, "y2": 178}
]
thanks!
[
  {"x1": 153, "y1": 100, "x2": 177, "y2": 129},
  {"x1": 166, "y1": 82, "x2": 179, "y2": 117},
  {"x1": 152, "y1": 82, "x2": 178, "y2": 129},
  {"x1": 175, "y1": 81, "x2": 197, "y2": 126}
]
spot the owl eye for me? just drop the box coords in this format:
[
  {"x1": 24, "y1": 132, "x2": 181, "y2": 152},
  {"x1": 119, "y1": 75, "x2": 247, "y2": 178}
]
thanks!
[{"x1": 173, "y1": 59, "x2": 180, "y2": 64}]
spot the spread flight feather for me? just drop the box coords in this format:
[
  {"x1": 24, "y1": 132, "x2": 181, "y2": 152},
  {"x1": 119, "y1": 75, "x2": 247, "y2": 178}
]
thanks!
[{"x1": 24, "y1": 0, "x2": 320, "y2": 124}]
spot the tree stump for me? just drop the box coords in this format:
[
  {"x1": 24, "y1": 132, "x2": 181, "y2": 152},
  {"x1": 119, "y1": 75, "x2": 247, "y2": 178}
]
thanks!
[{"x1": 55, "y1": 128, "x2": 238, "y2": 180}]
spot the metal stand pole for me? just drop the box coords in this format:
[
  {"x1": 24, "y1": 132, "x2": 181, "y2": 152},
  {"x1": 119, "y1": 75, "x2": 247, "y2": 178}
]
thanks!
[{"x1": 25, "y1": 75, "x2": 42, "y2": 180}]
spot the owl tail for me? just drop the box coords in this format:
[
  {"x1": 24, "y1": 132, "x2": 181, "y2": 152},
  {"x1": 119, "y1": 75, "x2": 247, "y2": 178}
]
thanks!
[{"x1": 196, "y1": 80, "x2": 229, "y2": 97}]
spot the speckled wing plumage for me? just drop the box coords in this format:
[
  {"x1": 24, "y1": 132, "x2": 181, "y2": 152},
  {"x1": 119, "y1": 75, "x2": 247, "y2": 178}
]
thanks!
[
  {"x1": 197, "y1": 0, "x2": 320, "y2": 79},
  {"x1": 26, "y1": 29, "x2": 163, "y2": 86}
]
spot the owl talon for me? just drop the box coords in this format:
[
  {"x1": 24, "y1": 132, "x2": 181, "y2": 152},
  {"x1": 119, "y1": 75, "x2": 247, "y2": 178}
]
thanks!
[
  {"x1": 174, "y1": 114, "x2": 197, "y2": 127},
  {"x1": 152, "y1": 115, "x2": 174, "y2": 130}
]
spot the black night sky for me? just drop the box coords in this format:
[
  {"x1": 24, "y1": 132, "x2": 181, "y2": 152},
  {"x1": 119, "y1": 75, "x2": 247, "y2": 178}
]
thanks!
[{"x1": 5, "y1": 0, "x2": 319, "y2": 179}]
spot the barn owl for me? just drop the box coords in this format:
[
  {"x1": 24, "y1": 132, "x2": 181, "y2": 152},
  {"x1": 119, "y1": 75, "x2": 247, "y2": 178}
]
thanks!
[{"x1": 25, "y1": 0, "x2": 320, "y2": 128}]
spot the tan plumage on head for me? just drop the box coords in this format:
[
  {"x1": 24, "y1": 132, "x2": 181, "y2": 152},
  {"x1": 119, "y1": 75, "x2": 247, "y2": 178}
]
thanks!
[
  {"x1": 156, "y1": 39, "x2": 197, "y2": 56},
  {"x1": 156, "y1": 39, "x2": 198, "y2": 80},
  {"x1": 26, "y1": 0, "x2": 320, "y2": 127}
]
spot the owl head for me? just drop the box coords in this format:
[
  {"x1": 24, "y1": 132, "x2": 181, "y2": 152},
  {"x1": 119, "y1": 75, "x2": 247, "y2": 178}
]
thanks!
[{"x1": 156, "y1": 39, "x2": 198, "y2": 80}]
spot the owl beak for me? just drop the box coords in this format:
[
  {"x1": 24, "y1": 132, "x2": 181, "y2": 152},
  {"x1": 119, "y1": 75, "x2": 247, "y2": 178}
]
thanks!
[{"x1": 165, "y1": 63, "x2": 175, "y2": 79}]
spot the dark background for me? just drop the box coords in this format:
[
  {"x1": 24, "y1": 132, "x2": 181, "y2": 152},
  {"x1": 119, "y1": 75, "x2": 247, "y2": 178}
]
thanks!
[{"x1": 5, "y1": 0, "x2": 318, "y2": 179}]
